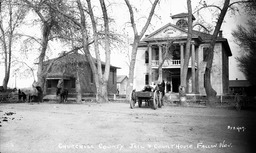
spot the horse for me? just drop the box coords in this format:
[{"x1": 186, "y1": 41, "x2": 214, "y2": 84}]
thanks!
[
  {"x1": 56, "y1": 88, "x2": 68, "y2": 103},
  {"x1": 18, "y1": 89, "x2": 27, "y2": 102}
]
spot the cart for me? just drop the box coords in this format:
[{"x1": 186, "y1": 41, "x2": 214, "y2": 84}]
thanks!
[{"x1": 130, "y1": 86, "x2": 163, "y2": 110}]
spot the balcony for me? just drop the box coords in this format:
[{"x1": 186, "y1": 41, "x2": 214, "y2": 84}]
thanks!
[{"x1": 151, "y1": 59, "x2": 197, "y2": 68}]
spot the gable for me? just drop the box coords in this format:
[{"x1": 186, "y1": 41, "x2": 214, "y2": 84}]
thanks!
[
  {"x1": 145, "y1": 24, "x2": 188, "y2": 40},
  {"x1": 117, "y1": 75, "x2": 128, "y2": 83}
]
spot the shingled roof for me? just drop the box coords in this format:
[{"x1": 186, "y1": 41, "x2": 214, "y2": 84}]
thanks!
[
  {"x1": 44, "y1": 52, "x2": 120, "y2": 79},
  {"x1": 171, "y1": 13, "x2": 196, "y2": 20},
  {"x1": 44, "y1": 52, "x2": 120, "y2": 69}
]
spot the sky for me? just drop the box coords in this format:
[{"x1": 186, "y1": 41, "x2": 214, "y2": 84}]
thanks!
[{"x1": 0, "y1": 0, "x2": 248, "y2": 88}]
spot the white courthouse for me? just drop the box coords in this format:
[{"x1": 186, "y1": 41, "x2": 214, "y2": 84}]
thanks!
[{"x1": 133, "y1": 13, "x2": 231, "y2": 95}]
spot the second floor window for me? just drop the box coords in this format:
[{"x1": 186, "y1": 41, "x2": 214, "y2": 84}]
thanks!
[
  {"x1": 152, "y1": 46, "x2": 159, "y2": 60},
  {"x1": 203, "y1": 47, "x2": 209, "y2": 62},
  {"x1": 173, "y1": 50, "x2": 180, "y2": 60},
  {"x1": 145, "y1": 50, "x2": 149, "y2": 63}
]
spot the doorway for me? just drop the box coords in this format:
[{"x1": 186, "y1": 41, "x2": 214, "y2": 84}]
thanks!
[{"x1": 172, "y1": 76, "x2": 180, "y2": 93}]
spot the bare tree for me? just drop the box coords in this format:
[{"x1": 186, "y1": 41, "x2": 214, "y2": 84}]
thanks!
[
  {"x1": 178, "y1": 0, "x2": 193, "y2": 105},
  {"x1": 0, "y1": 0, "x2": 28, "y2": 90},
  {"x1": 124, "y1": 0, "x2": 160, "y2": 100},
  {"x1": 22, "y1": 0, "x2": 59, "y2": 97},
  {"x1": 22, "y1": 0, "x2": 80, "y2": 102},
  {"x1": 193, "y1": 0, "x2": 251, "y2": 105},
  {"x1": 99, "y1": 0, "x2": 111, "y2": 101},
  {"x1": 51, "y1": 0, "x2": 121, "y2": 102}
]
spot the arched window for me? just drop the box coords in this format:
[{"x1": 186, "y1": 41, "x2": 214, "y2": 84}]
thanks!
[
  {"x1": 145, "y1": 50, "x2": 149, "y2": 63},
  {"x1": 176, "y1": 19, "x2": 188, "y2": 28}
]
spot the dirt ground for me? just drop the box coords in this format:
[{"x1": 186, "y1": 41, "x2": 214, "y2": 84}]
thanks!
[{"x1": 0, "y1": 101, "x2": 256, "y2": 153}]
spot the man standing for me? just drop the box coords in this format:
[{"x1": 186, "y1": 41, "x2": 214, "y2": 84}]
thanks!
[
  {"x1": 56, "y1": 79, "x2": 63, "y2": 95},
  {"x1": 161, "y1": 80, "x2": 165, "y2": 97}
]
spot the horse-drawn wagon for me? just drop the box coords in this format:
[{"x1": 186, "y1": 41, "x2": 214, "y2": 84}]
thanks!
[{"x1": 130, "y1": 85, "x2": 163, "y2": 110}]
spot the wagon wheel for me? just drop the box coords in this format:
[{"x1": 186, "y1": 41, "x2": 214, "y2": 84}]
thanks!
[
  {"x1": 158, "y1": 92, "x2": 163, "y2": 108},
  {"x1": 138, "y1": 99, "x2": 142, "y2": 107},
  {"x1": 152, "y1": 90, "x2": 158, "y2": 110},
  {"x1": 130, "y1": 90, "x2": 136, "y2": 109}
]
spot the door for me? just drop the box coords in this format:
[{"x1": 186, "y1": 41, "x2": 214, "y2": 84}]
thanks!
[{"x1": 172, "y1": 76, "x2": 180, "y2": 93}]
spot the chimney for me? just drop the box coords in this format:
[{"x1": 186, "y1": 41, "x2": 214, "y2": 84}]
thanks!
[{"x1": 218, "y1": 30, "x2": 223, "y2": 38}]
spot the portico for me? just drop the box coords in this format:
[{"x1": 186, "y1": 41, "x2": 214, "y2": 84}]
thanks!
[{"x1": 146, "y1": 42, "x2": 198, "y2": 93}]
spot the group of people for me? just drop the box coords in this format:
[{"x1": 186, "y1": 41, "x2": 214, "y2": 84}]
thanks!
[
  {"x1": 17, "y1": 81, "x2": 43, "y2": 103},
  {"x1": 143, "y1": 80, "x2": 171, "y2": 96}
]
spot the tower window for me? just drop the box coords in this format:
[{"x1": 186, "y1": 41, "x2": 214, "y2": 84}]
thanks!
[{"x1": 176, "y1": 19, "x2": 188, "y2": 28}]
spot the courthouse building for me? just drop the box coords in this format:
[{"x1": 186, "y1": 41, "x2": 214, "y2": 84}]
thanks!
[{"x1": 133, "y1": 13, "x2": 232, "y2": 95}]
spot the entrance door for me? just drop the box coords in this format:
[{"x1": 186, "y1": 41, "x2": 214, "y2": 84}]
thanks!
[{"x1": 172, "y1": 77, "x2": 180, "y2": 93}]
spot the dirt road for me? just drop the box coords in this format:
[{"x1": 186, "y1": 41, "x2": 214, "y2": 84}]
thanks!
[{"x1": 0, "y1": 102, "x2": 255, "y2": 153}]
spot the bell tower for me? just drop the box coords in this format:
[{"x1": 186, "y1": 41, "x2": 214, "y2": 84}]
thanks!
[{"x1": 171, "y1": 13, "x2": 195, "y2": 29}]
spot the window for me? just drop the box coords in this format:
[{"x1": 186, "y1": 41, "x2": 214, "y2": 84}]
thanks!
[
  {"x1": 152, "y1": 46, "x2": 159, "y2": 60},
  {"x1": 176, "y1": 19, "x2": 188, "y2": 28},
  {"x1": 173, "y1": 50, "x2": 180, "y2": 60},
  {"x1": 203, "y1": 47, "x2": 209, "y2": 62},
  {"x1": 145, "y1": 50, "x2": 149, "y2": 63},
  {"x1": 145, "y1": 74, "x2": 149, "y2": 85},
  {"x1": 112, "y1": 70, "x2": 115, "y2": 84}
]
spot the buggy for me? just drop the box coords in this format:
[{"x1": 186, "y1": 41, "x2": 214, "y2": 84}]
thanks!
[{"x1": 130, "y1": 84, "x2": 163, "y2": 110}]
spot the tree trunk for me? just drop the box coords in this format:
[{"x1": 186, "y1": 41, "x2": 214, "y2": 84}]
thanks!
[
  {"x1": 76, "y1": 63, "x2": 82, "y2": 103},
  {"x1": 179, "y1": 0, "x2": 193, "y2": 106},
  {"x1": 100, "y1": 0, "x2": 111, "y2": 102},
  {"x1": 1, "y1": 0, "x2": 13, "y2": 90},
  {"x1": 204, "y1": 0, "x2": 230, "y2": 106},
  {"x1": 77, "y1": 0, "x2": 102, "y2": 102},
  {"x1": 124, "y1": 0, "x2": 159, "y2": 101},
  {"x1": 126, "y1": 39, "x2": 139, "y2": 100},
  {"x1": 36, "y1": 22, "x2": 53, "y2": 102}
]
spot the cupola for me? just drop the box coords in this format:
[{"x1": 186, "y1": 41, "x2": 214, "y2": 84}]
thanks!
[{"x1": 171, "y1": 13, "x2": 195, "y2": 29}]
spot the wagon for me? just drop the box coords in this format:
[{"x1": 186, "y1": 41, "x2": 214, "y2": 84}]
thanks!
[{"x1": 130, "y1": 86, "x2": 163, "y2": 110}]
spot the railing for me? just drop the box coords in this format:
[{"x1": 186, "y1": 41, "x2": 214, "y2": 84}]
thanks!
[
  {"x1": 151, "y1": 59, "x2": 197, "y2": 68},
  {"x1": 152, "y1": 59, "x2": 180, "y2": 67}
]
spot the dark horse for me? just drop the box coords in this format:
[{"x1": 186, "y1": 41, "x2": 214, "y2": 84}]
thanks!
[{"x1": 56, "y1": 88, "x2": 68, "y2": 103}]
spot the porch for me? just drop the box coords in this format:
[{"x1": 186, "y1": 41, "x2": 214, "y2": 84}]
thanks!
[{"x1": 151, "y1": 59, "x2": 197, "y2": 68}]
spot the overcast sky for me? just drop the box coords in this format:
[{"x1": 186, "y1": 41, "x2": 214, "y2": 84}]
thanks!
[{"x1": 0, "y1": 0, "x2": 248, "y2": 88}]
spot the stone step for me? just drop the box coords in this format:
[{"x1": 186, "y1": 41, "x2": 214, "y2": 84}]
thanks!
[{"x1": 165, "y1": 93, "x2": 180, "y2": 101}]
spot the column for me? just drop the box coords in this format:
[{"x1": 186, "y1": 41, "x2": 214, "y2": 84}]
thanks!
[
  {"x1": 159, "y1": 45, "x2": 163, "y2": 81},
  {"x1": 148, "y1": 45, "x2": 152, "y2": 85},
  {"x1": 191, "y1": 43, "x2": 196, "y2": 93},
  {"x1": 180, "y1": 43, "x2": 184, "y2": 79}
]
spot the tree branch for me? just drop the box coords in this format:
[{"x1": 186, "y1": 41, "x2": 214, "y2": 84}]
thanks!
[
  {"x1": 23, "y1": 0, "x2": 46, "y2": 23},
  {"x1": 139, "y1": 0, "x2": 159, "y2": 39},
  {"x1": 124, "y1": 0, "x2": 138, "y2": 36},
  {"x1": 193, "y1": 4, "x2": 222, "y2": 14}
]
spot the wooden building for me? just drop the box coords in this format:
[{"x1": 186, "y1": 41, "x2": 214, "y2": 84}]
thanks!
[
  {"x1": 117, "y1": 75, "x2": 128, "y2": 95},
  {"x1": 43, "y1": 52, "x2": 118, "y2": 97},
  {"x1": 133, "y1": 13, "x2": 232, "y2": 95},
  {"x1": 229, "y1": 79, "x2": 250, "y2": 95}
]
